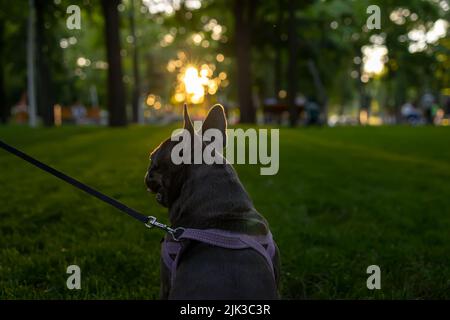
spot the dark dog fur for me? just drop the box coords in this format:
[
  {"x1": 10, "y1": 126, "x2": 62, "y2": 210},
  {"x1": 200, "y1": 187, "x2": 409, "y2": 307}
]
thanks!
[{"x1": 145, "y1": 104, "x2": 280, "y2": 299}]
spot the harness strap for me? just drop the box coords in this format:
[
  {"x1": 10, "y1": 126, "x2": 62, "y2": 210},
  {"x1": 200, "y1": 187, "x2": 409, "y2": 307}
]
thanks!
[{"x1": 162, "y1": 228, "x2": 277, "y2": 285}]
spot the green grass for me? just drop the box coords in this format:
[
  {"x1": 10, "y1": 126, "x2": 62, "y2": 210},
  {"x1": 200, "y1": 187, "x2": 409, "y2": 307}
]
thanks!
[{"x1": 1, "y1": 124, "x2": 450, "y2": 299}]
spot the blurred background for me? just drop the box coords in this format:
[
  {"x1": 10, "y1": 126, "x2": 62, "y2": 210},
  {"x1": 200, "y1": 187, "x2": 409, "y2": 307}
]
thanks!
[
  {"x1": 0, "y1": 0, "x2": 448, "y2": 128},
  {"x1": 1, "y1": 0, "x2": 450, "y2": 299}
]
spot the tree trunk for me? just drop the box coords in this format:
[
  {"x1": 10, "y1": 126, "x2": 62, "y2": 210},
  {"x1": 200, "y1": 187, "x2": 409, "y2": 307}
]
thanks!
[
  {"x1": 234, "y1": 0, "x2": 255, "y2": 123},
  {"x1": 27, "y1": 0, "x2": 37, "y2": 127},
  {"x1": 129, "y1": 0, "x2": 140, "y2": 123},
  {"x1": 35, "y1": 0, "x2": 54, "y2": 126},
  {"x1": 274, "y1": 0, "x2": 283, "y2": 98},
  {"x1": 287, "y1": 0, "x2": 298, "y2": 127},
  {"x1": 0, "y1": 17, "x2": 7, "y2": 123},
  {"x1": 102, "y1": 0, "x2": 127, "y2": 127}
]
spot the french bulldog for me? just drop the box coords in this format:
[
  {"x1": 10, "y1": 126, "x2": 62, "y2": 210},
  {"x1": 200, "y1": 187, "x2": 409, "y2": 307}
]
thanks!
[{"x1": 145, "y1": 104, "x2": 280, "y2": 299}]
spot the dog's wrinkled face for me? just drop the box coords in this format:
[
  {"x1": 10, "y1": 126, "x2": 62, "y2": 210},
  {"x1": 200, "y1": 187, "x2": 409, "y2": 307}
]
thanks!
[{"x1": 145, "y1": 104, "x2": 226, "y2": 208}]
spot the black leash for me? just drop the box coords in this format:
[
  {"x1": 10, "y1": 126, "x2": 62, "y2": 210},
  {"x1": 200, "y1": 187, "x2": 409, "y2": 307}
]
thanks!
[{"x1": 0, "y1": 139, "x2": 182, "y2": 238}]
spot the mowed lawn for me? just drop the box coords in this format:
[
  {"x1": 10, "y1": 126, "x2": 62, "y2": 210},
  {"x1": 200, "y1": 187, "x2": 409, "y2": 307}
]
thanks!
[{"x1": 0, "y1": 124, "x2": 449, "y2": 299}]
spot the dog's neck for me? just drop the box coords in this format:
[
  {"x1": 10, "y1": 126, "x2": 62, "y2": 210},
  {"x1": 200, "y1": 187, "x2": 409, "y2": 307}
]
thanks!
[{"x1": 167, "y1": 163, "x2": 268, "y2": 234}]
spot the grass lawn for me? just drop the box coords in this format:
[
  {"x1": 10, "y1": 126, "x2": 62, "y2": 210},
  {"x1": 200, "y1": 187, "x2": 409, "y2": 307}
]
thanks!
[{"x1": 1, "y1": 124, "x2": 449, "y2": 299}]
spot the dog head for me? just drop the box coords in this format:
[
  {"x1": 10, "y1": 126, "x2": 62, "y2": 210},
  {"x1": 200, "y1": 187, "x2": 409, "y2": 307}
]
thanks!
[{"x1": 144, "y1": 104, "x2": 227, "y2": 208}]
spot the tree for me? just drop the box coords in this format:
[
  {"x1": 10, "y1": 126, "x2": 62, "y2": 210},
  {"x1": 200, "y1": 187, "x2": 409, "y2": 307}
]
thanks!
[
  {"x1": 287, "y1": 0, "x2": 299, "y2": 127},
  {"x1": 234, "y1": 0, "x2": 256, "y2": 123},
  {"x1": 35, "y1": 0, "x2": 55, "y2": 126},
  {"x1": 0, "y1": 14, "x2": 6, "y2": 123},
  {"x1": 128, "y1": 0, "x2": 141, "y2": 123},
  {"x1": 274, "y1": 0, "x2": 284, "y2": 98},
  {"x1": 27, "y1": 0, "x2": 37, "y2": 127},
  {"x1": 101, "y1": 0, "x2": 127, "y2": 127}
]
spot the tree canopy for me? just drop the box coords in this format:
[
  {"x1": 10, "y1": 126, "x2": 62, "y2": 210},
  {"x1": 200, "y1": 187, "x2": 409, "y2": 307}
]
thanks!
[{"x1": 0, "y1": 0, "x2": 448, "y2": 126}]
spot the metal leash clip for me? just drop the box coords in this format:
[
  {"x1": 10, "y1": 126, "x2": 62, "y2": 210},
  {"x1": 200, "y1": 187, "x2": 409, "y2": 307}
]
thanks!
[{"x1": 145, "y1": 216, "x2": 185, "y2": 241}]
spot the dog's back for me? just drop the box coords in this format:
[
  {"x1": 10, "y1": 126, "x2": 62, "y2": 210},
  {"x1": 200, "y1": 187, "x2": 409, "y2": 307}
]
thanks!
[
  {"x1": 159, "y1": 163, "x2": 281, "y2": 299},
  {"x1": 165, "y1": 242, "x2": 279, "y2": 299}
]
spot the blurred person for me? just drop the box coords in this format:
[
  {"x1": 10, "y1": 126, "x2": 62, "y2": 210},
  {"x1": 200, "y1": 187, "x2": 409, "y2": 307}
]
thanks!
[
  {"x1": 420, "y1": 92, "x2": 435, "y2": 125},
  {"x1": 70, "y1": 100, "x2": 87, "y2": 125},
  {"x1": 401, "y1": 101, "x2": 421, "y2": 125},
  {"x1": 445, "y1": 96, "x2": 450, "y2": 116},
  {"x1": 305, "y1": 96, "x2": 320, "y2": 125},
  {"x1": 11, "y1": 92, "x2": 29, "y2": 124}
]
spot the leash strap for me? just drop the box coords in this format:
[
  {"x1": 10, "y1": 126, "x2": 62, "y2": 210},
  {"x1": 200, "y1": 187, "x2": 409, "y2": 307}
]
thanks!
[{"x1": 0, "y1": 139, "x2": 162, "y2": 227}]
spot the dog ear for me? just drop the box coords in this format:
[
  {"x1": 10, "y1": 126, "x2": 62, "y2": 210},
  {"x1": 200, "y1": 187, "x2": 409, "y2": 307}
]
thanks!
[
  {"x1": 201, "y1": 104, "x2": 227, "y2": 147},
  {"x1": 183, "y1": 104, "x2": 194, "y2": 135}
]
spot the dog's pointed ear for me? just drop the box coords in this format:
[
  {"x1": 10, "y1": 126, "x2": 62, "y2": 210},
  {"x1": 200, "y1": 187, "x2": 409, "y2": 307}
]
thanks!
[
  {"x1": 183, "y1": 104, "x2": 194, "y2": 134},
  {"x1": 202, "y1": 104, "x2": 227, "y2": 147}
]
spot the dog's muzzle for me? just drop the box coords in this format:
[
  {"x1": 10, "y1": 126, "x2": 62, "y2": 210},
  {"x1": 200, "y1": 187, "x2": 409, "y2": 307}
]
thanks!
[{"x1": 145, "y1": 172, "x2": 165, "y2": 205}]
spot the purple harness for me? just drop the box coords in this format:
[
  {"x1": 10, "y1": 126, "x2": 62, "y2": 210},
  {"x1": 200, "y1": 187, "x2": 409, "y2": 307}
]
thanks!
[{"x1": 162, "y1": 228, "x2": 277, "y2": 285}]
